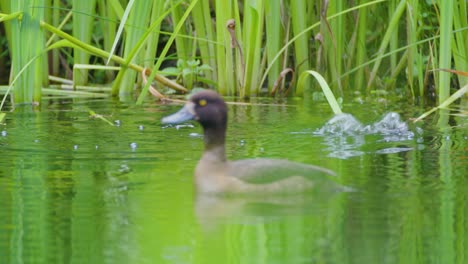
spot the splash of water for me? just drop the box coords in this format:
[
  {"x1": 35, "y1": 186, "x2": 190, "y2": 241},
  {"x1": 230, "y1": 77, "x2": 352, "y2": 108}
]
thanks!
[
  {"x1": 315, "y1": 112, "x2": 414, "y2": 140},
  {"x1": 315, "y1": 112, "x2": 418, "y2": 159}
]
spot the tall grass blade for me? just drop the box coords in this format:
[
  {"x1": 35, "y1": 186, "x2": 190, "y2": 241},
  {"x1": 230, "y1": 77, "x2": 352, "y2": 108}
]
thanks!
[
  {"x1": 106, "y1": 0, "x2": 134, "y2": 65},
  {"x1": 297, "y1": 70, "x2": 342, "y2": 115}
]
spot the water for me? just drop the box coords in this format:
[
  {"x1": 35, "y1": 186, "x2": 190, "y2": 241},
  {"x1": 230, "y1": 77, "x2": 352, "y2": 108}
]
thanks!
[{"x1": 0, "y1": 98, "x2": 466, "y2": 264}]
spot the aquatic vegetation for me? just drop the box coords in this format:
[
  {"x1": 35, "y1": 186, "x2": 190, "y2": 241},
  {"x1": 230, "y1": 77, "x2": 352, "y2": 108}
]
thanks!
[{"x1": 0, "y1": 0, "x2": 465, "y2": 118}]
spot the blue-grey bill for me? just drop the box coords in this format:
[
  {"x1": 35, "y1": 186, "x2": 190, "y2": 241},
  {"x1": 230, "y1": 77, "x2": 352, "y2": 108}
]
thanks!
[{"x1": 161, "y1": 104, "x2": 195, "y2": 124}]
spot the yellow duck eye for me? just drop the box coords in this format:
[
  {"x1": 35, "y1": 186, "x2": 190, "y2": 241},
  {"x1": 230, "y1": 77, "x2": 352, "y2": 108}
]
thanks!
[{"x1": 199, "y1": 99, "x2": 207, "y2": 106}]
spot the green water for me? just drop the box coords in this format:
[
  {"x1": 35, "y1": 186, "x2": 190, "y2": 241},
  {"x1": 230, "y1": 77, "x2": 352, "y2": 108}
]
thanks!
[{"x1": 0, "y1": 98, "x2": 466, "y2": 264}]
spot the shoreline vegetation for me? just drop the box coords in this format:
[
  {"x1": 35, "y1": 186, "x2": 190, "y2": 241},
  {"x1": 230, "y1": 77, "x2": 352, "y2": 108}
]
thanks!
[{"x1": 0, "y1": 0, "x2": 466, "y2": 121}]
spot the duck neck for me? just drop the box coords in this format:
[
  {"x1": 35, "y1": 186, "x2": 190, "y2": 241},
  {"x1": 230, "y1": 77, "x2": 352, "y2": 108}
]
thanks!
[{"x1": 202, "y1": 126, "x2": 227, "y2": 163}]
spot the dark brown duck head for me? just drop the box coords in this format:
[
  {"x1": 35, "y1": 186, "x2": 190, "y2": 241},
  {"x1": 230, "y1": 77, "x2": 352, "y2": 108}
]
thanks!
[
  {"x1": 162, "y1": 90, "x2": 228, "y2": 153},
  {"x1": 162, "y1": 90, "x2": 342, "y2": 195}
]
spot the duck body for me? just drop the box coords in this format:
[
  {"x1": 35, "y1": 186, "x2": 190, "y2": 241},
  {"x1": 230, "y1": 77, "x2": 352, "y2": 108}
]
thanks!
[{"x1": 162, "y1": 90, "x2": 340, "y2": 195}]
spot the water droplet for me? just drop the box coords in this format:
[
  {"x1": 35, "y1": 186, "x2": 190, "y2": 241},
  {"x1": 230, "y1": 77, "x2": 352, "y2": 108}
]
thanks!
[
  {"x1": 240, "y1": 140, "x2": 246, "y2": 146},
  {"x1": 114, "y1": 120, "x2": 121, "y2": 126},
  {"x1": 1, "y1": 131, "x2": 7, "y2": 137},
  {"x1": 138, "y1": 125, "x2": 144, "y2": 131},
  {"x1": 130, "y1": 142, "x2": 137, "y2": 150},
  {"x1": 95, "y1": 145, "x2": 99, "y2": 150},
  {"x1": 73, "y1": 145, "x2": 79, "y2": 150}
]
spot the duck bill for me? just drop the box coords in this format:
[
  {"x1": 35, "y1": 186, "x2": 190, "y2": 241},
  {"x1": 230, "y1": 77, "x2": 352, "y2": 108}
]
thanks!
[{"x1": 161, "y1": 102, "x2": 196, "y2": 124}]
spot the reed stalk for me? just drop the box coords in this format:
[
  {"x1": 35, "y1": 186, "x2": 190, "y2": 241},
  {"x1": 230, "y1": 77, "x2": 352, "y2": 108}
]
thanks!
[
  {"x1": 97, "y1": 0, "x2": 118, "y2": 82},
  {"x1": 290, "y1": 0, "x2": 310, "y2": 94},
  {"x1": 406, "y1": 0, "x2": 419, "y2": 97},
  {"x1": 264, "y1": 0, "x2": 282, "y2": 94},
  {"x1": 144, "y1": 0, "x2": 167, "y2": 68},
  {"x1": 43, "y1": 0, "x2": 59, "y2": 76},
  {"x1": 243, "y1": 0, "x2": 264, "y2": 97},
  {"x1": 437, "y1": 0, "x2": 453, "y2": 104},
  {"x1": 171, "y1": 2, "x2": 192, "y2": 61},
  {"x1": 451, "y1": 0, "x2": 468, "y2": 88},
  {"x1": 113, "y1": 0, "x2": 152, "y2": 97},
  {"x1": 366, "y1": 0, "x2": 406, "y2": 91},
  {"x1": 213, "y1": 0, "x2": 235, "y2": 95},
  {"x1": 353, "y1": 0, "x2": 368, "y2": 92},
  {"x1": 10, "y1": 0, "x2": 46, "y2": 105},
  {"x1": 325, "y1": 0, "x2": 344, "y2": 94},
  {"x1": 40, "y1": 21, "x2": 186, "y2": 93},
  {"x1": 192, "y1": 0, "x2": 217, "y2": 81},
  {"x1": 72, "y1": 0, "x2": 97, "y2": 86}
]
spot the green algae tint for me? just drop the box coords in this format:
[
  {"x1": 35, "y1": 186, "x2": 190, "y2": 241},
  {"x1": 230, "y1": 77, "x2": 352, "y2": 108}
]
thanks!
[{"x1": 0, "y1": 97, "x2": 466, "y2": 264}]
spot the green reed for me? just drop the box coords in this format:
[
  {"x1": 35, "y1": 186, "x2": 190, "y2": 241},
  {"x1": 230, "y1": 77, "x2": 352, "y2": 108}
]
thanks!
[
  {"x1": 451, "y1": 0, "x2": 468, "y2": 95},
  {"x1": 0, "y1": 0, "x2": 466, "y2": 109},
  {"x1": 9, "y1": 0, "x2": 47, "y2": 104},
  {"x1": 353, "y1": 0, "x2": 368, "y2": 92},
  {"x1": 112, "y1": 0, "x2": 151, "y2": 97},
  {"x1": 437, "y1": 0, "x2": 453, "y2": 103},
  {"x1": 242, "y1": 0, "x2": 265, "y2": 97},
  {"x1": 72, "y1": 0, "x2": 96, "y2": 86}
]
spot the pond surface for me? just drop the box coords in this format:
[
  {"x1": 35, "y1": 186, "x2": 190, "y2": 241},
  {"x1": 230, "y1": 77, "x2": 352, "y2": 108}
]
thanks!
[{"x1": 0, "y1": 97, "x2": 466, "y2": 264}]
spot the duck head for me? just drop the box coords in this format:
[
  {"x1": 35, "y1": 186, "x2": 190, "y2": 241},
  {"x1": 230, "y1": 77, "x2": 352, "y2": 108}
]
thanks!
[{"x1": 162, "y1": 90, "x2": 228, "y2": 150}]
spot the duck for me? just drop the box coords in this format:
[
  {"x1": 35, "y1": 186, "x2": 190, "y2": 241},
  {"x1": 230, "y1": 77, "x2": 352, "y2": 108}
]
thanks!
[{"x1": 162, "y1": 90, "x2": 341, "y2": 195}]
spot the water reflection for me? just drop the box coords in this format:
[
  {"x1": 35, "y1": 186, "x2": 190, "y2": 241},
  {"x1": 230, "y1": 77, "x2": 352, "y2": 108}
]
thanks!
[
  {"x1": 193, "y1": 192, "x2": 348, "y2": 263},
  {"x1": 194, "y1": 191, "x2": 344, "y2": 230}
]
